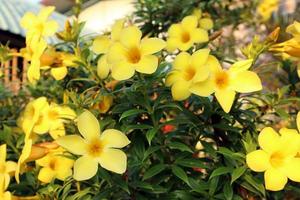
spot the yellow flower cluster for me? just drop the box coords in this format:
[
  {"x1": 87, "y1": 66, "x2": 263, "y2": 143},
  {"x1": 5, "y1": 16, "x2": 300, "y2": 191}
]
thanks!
[
  {"x1": 20, "y1": 7, "x2": 58, "y2": 83},
  {"x1": 257, "y1": 0, "x2": 279, "y2": 21},
  {"x1": 92, "y1": 19, "x2": 166, "y2": 80},
  {"x1": 166, "y1": 51, "x2": 262, "y2": 113},
  {"x1": 57, "y1": 110, "x2": 130, "y2": 181},
  {"x1": 271, "y1": 21, "x2": 300, "y2": 77},
  {"x1": 246, "y1": 113, "x2": 300, "y2": 191}
]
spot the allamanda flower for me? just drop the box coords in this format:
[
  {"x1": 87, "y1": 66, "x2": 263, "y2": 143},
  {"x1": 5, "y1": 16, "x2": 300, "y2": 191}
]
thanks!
[
  {"x1": 36, "y1": 148, "x2": 74, "y2": 183},
  {"x1": 166, "y1": 15, "x2": 208, "y2": 52},
  {"x1": 57, "y1": 110, "x2": 130, "y2": 181},
  {"x1": 165, "y1": 49, "x2": 215, "y2": 100},
  {"x1": 0, "y1": 145, "x2": 17, "y2": 190},
  {"x1": 191, "y1": 59, "x2": 262, "y2": 113},
  {"x1": 0, "y1": 176, "x2": 11, "y2": 200},
  {"x1": 246, "y1": 127, "x2": 300, "y2": 191},
  {"x1": 107, "y1": 25, "x2": 166, "y2": 80}
]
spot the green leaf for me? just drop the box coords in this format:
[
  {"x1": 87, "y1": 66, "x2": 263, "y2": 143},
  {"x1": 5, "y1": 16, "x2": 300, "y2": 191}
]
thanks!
[
  {"x1": 119, "y1": 109, "x2": 147, "y2": 121},
  {"x1": 244, "y1": 174, "x2": 265, "y2": 196},
  {"x1": 218, "y1": 147, "x2": 245, "y2": 161},
  {"x1": 231, "y1": 166, "x2": 246, "y2": 184},
  {"x1": 143, "y1": 164, "x2": 166, "y2": 180},
  {"x1": 172, "y1": 165, "x2": 189, "y2": 185},
  {"x1": 223, "y1": 183, "x2": 233, "y2": 200},
  {"x1": 209, "y1": 167, "x2": 232, "y2": 179},
  {"x1": 146, "y1": 128, "x2": 158, "y2": 145},
  {"x1": 175, "y1": 158, "x2": 207, "y2": 169},
  {"x1": 209, "y1": 176, "x2": 219, "y2": 196},
  {"x1": 169, "y1": 142, "x2": 193, "y2": 153}
]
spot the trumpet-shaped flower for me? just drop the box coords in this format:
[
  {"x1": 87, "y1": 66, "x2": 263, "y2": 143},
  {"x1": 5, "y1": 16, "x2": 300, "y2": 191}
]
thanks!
[
  {"x1": 191, "y1": 59, "x2": 262, "y2": 113},
  {"x1": 56, "y1": 110, "x2": 130, "y2": 181},
  {"x1": 166, "y1": 16, "x2": 208, "y2": 52},
  {"x1": 107, "y1": 25, "x2": 166, "y2": 80},
  {"x1": 246, "y1": 127, "x2": 300, "y2": 191},
  {"x1": 0, "y1": 145, "x2": 17, "y2": 190},
  {"x1": 165, "y1": 49, "x2": 215, "y2": 100},
  {"x1": 0, "y1": 176, "x2": 11, "y2": 200},
  {"x1": 92, "y1": 95, "x2": 113, "y2": 114},
  {"x1": 36, "y1": 148, "x2": 74, "y2": 183},
  {"x1": 20, "y1": 6, "x2": 58, "y2": 45}
]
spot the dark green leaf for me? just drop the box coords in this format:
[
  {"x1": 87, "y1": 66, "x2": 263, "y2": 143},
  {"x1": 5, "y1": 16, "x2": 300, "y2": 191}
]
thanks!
[
  {"x1": 169, "y1": 142, "x2": 193, "y2": 153},
  {"x1": 231, "y1": 166, "x2": 246, "y2": 184},
  {"x1": 143, "y1": 164, "x2": 166, "y2": 180},
  {"x1": 209, "y1": 167, "x2": 232, "y2": 179},
  {"x1": 119, "y1": 109, "x2": 147, "y2": 121},
  {"x1": 172, "y1": 165, "x2": 189, "y2": 185}
]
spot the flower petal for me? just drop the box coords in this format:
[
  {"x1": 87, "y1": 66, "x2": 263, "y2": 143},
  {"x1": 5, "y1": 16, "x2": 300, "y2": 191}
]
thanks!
[
  {"x1": 97, "y1": 55, "x2": 110, "y2": 79},
  {"x1": 190, "y1": 28, "x2": 209, "y2": 43},
  {"x1": 141, "y1": 38, "x2": 166, "y2": 55},
  {"x1": 171, "y1": 80, "x2": 191, "y2": 101},
  {"x1": 206, "y1": 55, "x2": 222, "y2": 73},
  {"x1": 165, "y1": 71, "x2": 182, "y2": 87},
  {"x1": 107, "y1": 42, "x2": 127, "y2": 64},
  {"x1": 100, "y1": 129, "x2": 130, "y2": 148},
  {"x1": 5, "y1": 161, "x2": 17, "y2": 174},
  {"x1": 264, "y1": 168, "x2": 287, "y2": 191},
  {"x1": 56, "y1": 135, "x2": 87, "y2": 155},
  {"x1": 135, "y1": 55, "x2": 158, "y2": 74},
  {"x1": 279, "y1": 128, "x2": 300, "y2": 156},
  {"x1": 92, "y1": 36, "x2": 111, "y2": 54},
  {"x1": 43, "y1": 21, "x2": 58, "y2": 36},
  {"x1": 246, "y1": 150, "x2": 270, "y2": 172},
  {"x1": 173, "y1": 52, "x2": 191, "y2": 71},
  {"x1": 190, "y1": 78, "x2": 215, "y2": 97},
  {"x1": 199, "y1": 18, "x2": 214, "y2": 30},
  {"x1": 77, "y1": 110, "x2": 100, "y2": 141},
  {"x1": 0, "y1": 144, "x2": 6, "y2": 165},
  {"x1": 98, "y1": 149, "x2": 127, "y2": 174},
  {"x1": 229, "y1": 59, "x2": 253, "y2": 73},
  {"x1": 119, "y1": 26, "x2": 142, "y2": 49},
  {"x1": 284, "y1": 157, "x2": 300, "y2": 182},
  {"x1": 191, "y1": 49, "x2": 210, "y2": 67},
  {"x1": 181, "y1": 16, "x2": 198, "y2": 31},
  {"x1": 230, "y1": 71, "x2": 262, "y2": 93},
  {"x1": 73, "y1": 156, "x2": 98, "y2": 181},
  {"x1": 51, "y1": 67, "x2": 68, "y2": 80},
  {"x1": 111, "y1": 61, "x2": 135, "y2": 80},
  {"x1": 38, "y1": 167, "x2": 56, "y2": 183},
  {"x1": 258, "y1": 127, "x2": 280, "y2": 154},
  {"x1": 214, "y1": 89, "x2": 236, "y2": 113},
  {"x1": 111, "y1": 19, "x2": 125, "y2": 41}
]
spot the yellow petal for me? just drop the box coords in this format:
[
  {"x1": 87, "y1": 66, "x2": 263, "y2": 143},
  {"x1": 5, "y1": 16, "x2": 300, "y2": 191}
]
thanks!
[
  {"x1": 229, "y1": 59, "x2": 253, "y2": 73},
  {"x1": 38, "y1": 167, "x2": 56, "y2": 183},
  {"x1": 92, "y1": 36, "x2": 111, "y2": 54},
  {"x1": 191, "y1": 49, "x2": 210, "y2": 67},
  {"x1": 190, "y1": 28, "x2": 209, "y2": 43},
  {"x1": 135, "y1": 55, "x2": 158, "y2": 74},
  {"x1": 56, "y1": 135, "x2": 87, "y2": 155},
  {"x1": 111, "y1": 61, "x2": 135, "y2": 80},
  {"x1": 111, "y1": 19, "x2": 125, "y2": 41},
  {"x1": 284, "y1": 157, "x2": 300, "y2": 182},
  {"x1": 97, "y1": 55, "x2": 110, "y2": 79},
  {"x1": 119, "y1": 26, "x2": 142, "y2": 49},
  {"x1": 49, "y1": 125, "x2": 65, "y2": 139},
  {"x1": 56, "y1": 167, "x2": 72, "y2": 181},
  {"x1": 199, "y1": 18, "x2": 214, "y2": 30},
  {"x1": 0, "y1": 144, "x2": 6, "y2": 164},
  {"x1": 43, "y1": 21, "x2": 58, "y2": 36},
  {"x1": 279, "y1": 128, "x2": 300, "y2": 156},
  {"x1": 246, "y1": 150, "x2": 270, "y2": 172},
  {"x1": 51, "y1": 67, "x2": 68, "y2": 80},
  {"x1": 173, "y1": 52, "x2": 191, "y2": 70},
  {"x1": 20, "y1": 12, "x2": 36, "y2": 29},
  {"x1": 168, "y1": 24, "x2": 182, "y2": 37},
  {"x1": 258, "y1": 127, "x2": 280, "y2": 153},
  {"x1": 206, "y1": 55, "x2": 222, "y2": 73},
  {"x1": 181, "y1": 16, "x2": 198, "y2": 31},
  {"x1": 190, "y1": 78, "x2": 215, "y2": 97},
  {"x1": 98, "y1": 149, "x2": 127, "y2": 174},
  {"x1": 214, "y1": 89, "x2": 236, "y2": 113},
  {"x1": 5, "y1": 161, "x2": 17, "y2": 174},
  {"x1": 59, "y1": 106, "x2": 76, "y2": 120},
  {"x1": 230, "y1": 71, "x2": 262, "y2": 93},
  {"x1": 166, "y1": 38, "x2": 180, "y2": 52},
  {"x1": 264, "y1": 168, "x2": 287, "y2": 191},
  {"x1": 36, "y1": 154, "x2": 51, "y2": 167},
  {"x1": 107, "y1": 42, "x2": 127, "y2": 64},
  {"x1": 297, "y1": 112, "x2": 300, "y2": 132},
  {"x1": 77, "y1": 110, "x2": 100, "y2": 141},
  {"x1": 100, "y1": 129, "x2": 130, "y2": 148},
  {"x1": 38, "y1": 6, "x2": 55, "y2": 21},
  {"x1": 171, "y1": 80, "x2": 191, "y2": 101},
  {"x1": 140, "y1": 38, "x2": 166, "y2": 55},
  {"x1": 73, "y1": 156, "x2": 98, "y2": 181},
  {"x1": 27, "y1": 59, "x2": 41, "y2": 83},
  {"x1": 16, "y1": 139, "x2": 32, "y2": 183},
  {"x1": 165, "y1": 71, "x2": 182, "y2": 87}
]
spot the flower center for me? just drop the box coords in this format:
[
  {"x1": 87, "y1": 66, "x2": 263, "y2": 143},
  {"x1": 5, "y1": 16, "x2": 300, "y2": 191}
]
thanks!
[
  {"x1": 215, "y1": 71, "x2": 229, "y2": 89},
  {"x1": 49, "y1": 159, "x2": 56, "y2": 170},
  {"x1": 184, "y1": 66, "x2": 196, "y2": 81},
  {"x1": 181, "y1": 32, "x2": 191, "y2": 43},
  {"x1": 127, "y1": 47, "x2": 141, "y2": 64},
  {"x1": 36, "y1": 23, "x2": 44, "y2": 33},
  {"x1": 270, "y1": 152, "x2": 285, "y2": 168},
  {"x1": 87, "y1": 139, "x2": 103, "y2": 157}
]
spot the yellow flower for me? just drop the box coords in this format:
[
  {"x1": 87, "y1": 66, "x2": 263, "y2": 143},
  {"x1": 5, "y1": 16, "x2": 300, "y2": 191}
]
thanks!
[
  {"x1": 286, "y1": 21, "x2": 300, "y2": 41},
  {"x1": 166, "y1": 15, "x2": 208, "y2": 52},
  {"x1": 92, "y1": 95, "x2": 113, "y2": 114},
  {"x1": 15, "y1": 139, "x2": 32, "y2": 183},
  {"x1": 20, "y1": 6, "x2": 58, "y2": 45},
  {"x1": 19, "y1": 97, "x2": 48, "y2": 139},
  {"x1": 56, "y1": 110, "x2": 130, "y2": 181},
  {"x1": 257, "y1": 0, "x2": 279, "y2": 21},
  {"x1": 93, "y1": 19, "x2": 125, "y2": 79},
  {"x1": 191, "y1": 59, "x2": 262, "y2": 113},
  {"x1": 0, "y1": 145, "x2": 17, "y2": 190},
  {"x1": 192, "y1": 9, "x2": 213, "y2": 30},
  {"x1": 165, "y1": 49, "x2": 214, "y2": 100},
  {"x1": 107, "y1": 25, "x2": 165, "y2": 80},
  {"x1": 36, "y1": 148, "x2": 74, "y2": 183},
  {"x1": 0, "y1": 176, "x2": 11, "y2": 200},
  {"x1": 246, "y1": 127, "x2": 300, "y2": 191}
]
